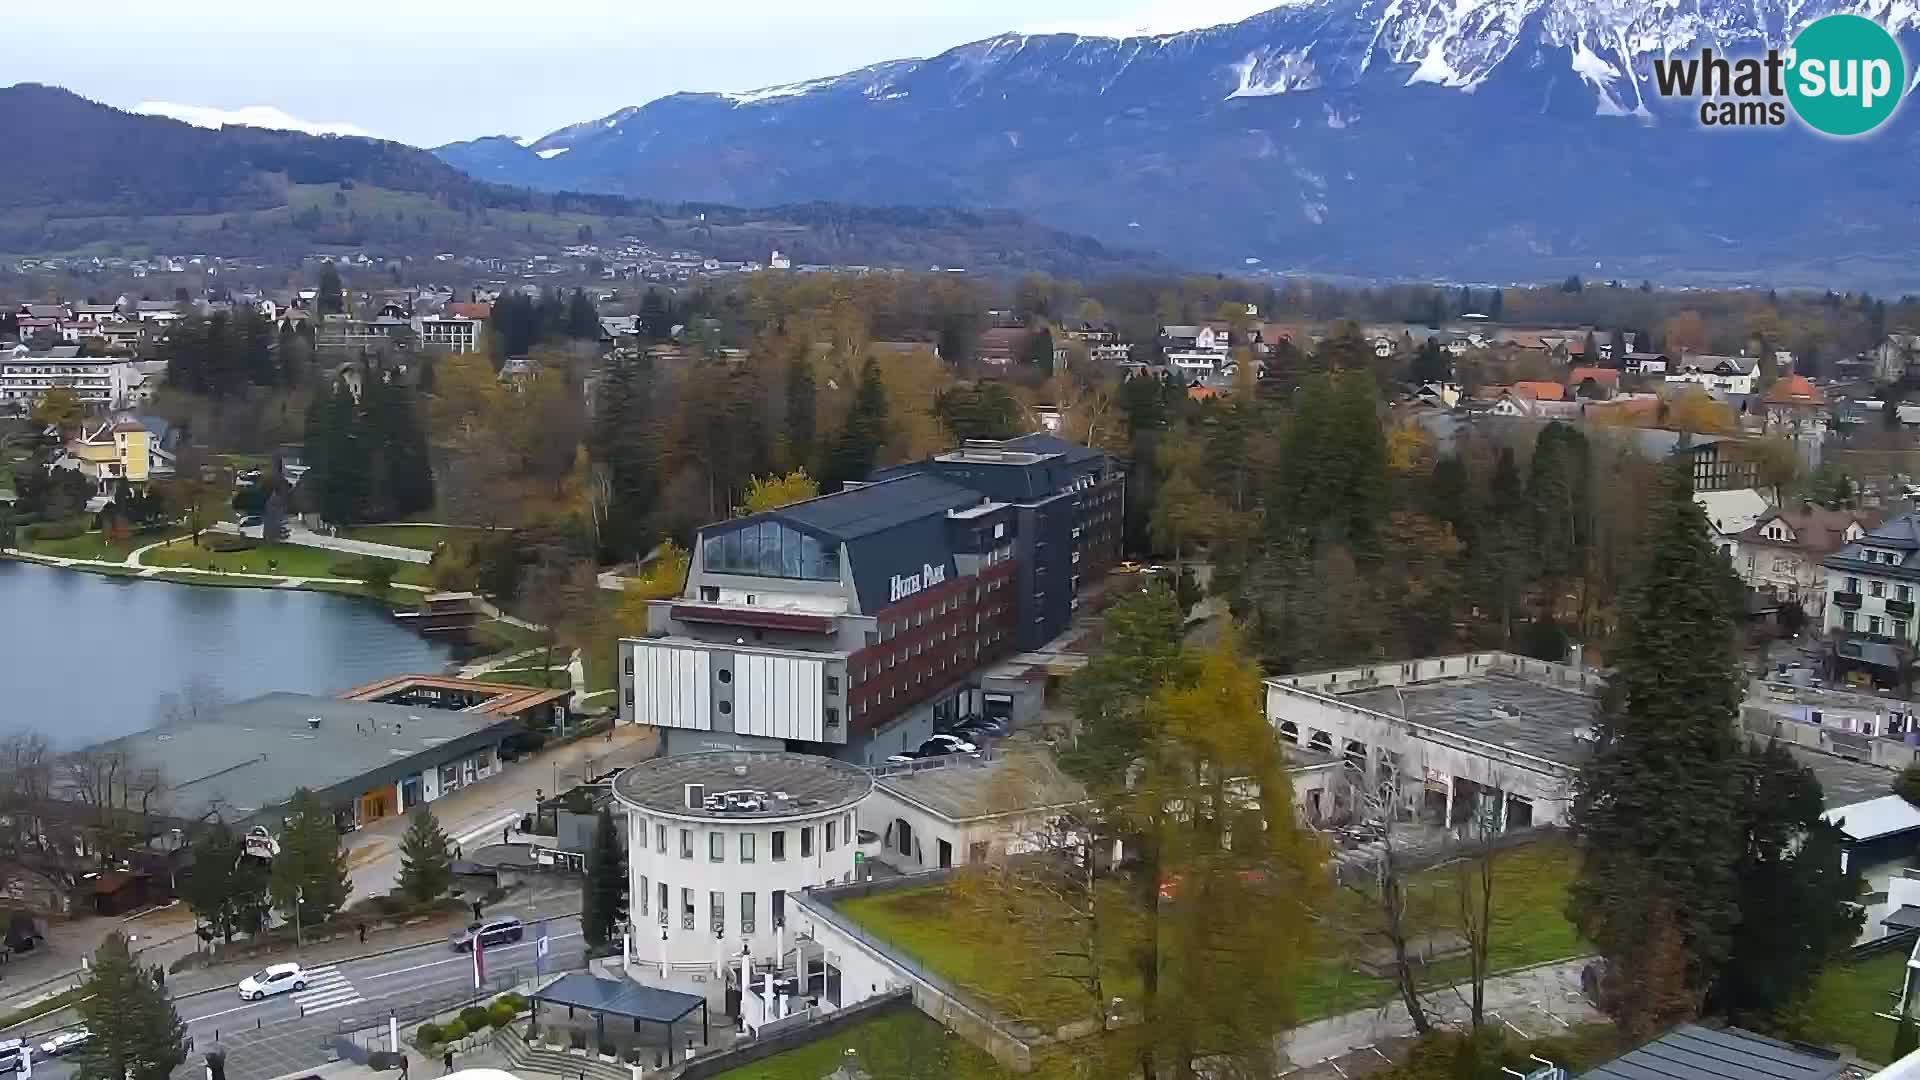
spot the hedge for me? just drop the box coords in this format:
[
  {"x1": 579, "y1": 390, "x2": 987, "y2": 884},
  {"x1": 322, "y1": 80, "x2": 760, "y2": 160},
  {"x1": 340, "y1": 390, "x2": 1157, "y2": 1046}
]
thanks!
[{"x1": 203, "y1": 534, "x2": 257, "y2": 553}]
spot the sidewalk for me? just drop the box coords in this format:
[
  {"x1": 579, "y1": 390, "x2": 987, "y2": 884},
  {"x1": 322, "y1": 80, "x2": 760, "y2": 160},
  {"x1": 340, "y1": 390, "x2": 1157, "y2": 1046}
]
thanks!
[
  {"x1": 0, "y1": 903, "x2": 199, "y2": 1015},
  {"x1": 216, "y1": 523, "x2": 433, "y2": 566},
  {"x1": 1279, "y1": 957, "x2": 1599, "y2": 1068}
]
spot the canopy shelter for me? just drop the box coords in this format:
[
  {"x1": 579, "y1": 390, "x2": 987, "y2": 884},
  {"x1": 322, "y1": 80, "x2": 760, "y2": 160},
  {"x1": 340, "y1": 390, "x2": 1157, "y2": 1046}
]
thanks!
[{"x1": 532, "y1": 973, "x2": 708, "y2": 1063}]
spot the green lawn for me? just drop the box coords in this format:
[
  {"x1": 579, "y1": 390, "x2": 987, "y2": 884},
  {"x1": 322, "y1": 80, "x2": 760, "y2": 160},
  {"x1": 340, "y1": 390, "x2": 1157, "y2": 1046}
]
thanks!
[
  {"x1": 711, "y1": 1008, "x2": 1035, "y2": 1080},
  {"x1": 300, "y1": 580, "x2": 425, "y2": 607},
  {"x1": 29, "y1": 525, "x2": 185, "y2": 563},
  {"x1": 1799, "y1": 949, "x2": 1907, "y2": 1063},
  {"x1": 839, "y1": 841, "x2": 1584, "y2": 1028},
  {"x1": 342, "y1": 525, "x2": 488, "y2": 551},
  {"x1": 483, "y1": 668, "x2": 568, "y2": 689},
  {"x1": 143, "y1": 539, "x2": 432, "y2": 585},
  {"x1": 469, "y1": 618, "x2": 543, "y2": 656}
]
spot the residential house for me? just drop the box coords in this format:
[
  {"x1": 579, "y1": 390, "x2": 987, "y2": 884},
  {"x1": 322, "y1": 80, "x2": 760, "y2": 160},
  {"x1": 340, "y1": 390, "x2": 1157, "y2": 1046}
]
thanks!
[
  {"x1": 1567, "y1": 366, "x2": 1619, "y2": 398},
  {"x1": 60, "y1": 418, "x2": 176, "y2": 496},
  {"x1": 1697, "y1": 488, "x2": 1772, "y2": 558},
  {"x1": 1481, "y1": 382, "x2": 1577, "y2": 418},
  {"x1": 1731, "y1": 504, "x2": 1873, "y2": 622},
  {"x1": 69, "y1": 304, "x2": 121, "y2": 325},
  {"x1": 1616, "y1": 430, "x2": 1761, "y2": 493},
  {"x1": 1623, "y1": 351, "x2": 1671, "y2": 375},
  {"x1": 1167, "y1": 349, "x2": 1227, "y2": 378},
  {"x1": 131, "y1": 301, "x2": 182, "y2": 324},
  {"x1": 976, "y1": 327, "x2": 1029, "y2": 365},
  {"x1": 445, "y1": 302, "x2": 493, "y2": 321},
  {"x1": 1822, "y1": 513, "x2": 1920, "y2": 686},
  {"x1": 1761, "y1": 374, "x2": 1829, "y2": 437},
  {"x1": 413, "y1": 314, "x2": 484, "y2": 354},
  {"x1": 1874, "y1": 334, "x2": 1920, "y2": 383},
  {"x1": 1413, "y1": 382, "x2": 1462, "y2": 409},
  {"x1": 1667, "y1": 355, "x2": 1758, "y2": 395},
  {"x1": 1159, "y1": 325, "x2": 1227, "y2": 354}
]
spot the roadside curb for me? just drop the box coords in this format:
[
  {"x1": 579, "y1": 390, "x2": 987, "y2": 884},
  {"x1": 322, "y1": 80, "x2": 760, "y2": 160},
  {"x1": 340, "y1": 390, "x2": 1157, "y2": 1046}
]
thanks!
[{"x1": 169, "y1": 907, "x2": 584, "y2": 1002}]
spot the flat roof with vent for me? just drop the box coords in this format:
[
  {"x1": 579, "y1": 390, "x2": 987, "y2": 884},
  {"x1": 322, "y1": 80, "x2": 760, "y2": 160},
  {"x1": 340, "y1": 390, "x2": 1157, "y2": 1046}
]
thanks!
[
  {"x1": 87, "y1": 692, "x2": 519, "y2": 824},
  {"x1": 1341, "y1": 673, "x2": 1598, "y2": 765},
  {"x1": 611, "y1": 751, "x2": 872, "y2": 822}
]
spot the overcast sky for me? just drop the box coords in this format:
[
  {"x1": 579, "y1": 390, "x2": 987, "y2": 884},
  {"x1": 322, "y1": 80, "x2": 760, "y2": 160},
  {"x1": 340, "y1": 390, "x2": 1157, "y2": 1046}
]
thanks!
[{"x1": 11, "y1": 0, "x2": 1276, "y2": 148}]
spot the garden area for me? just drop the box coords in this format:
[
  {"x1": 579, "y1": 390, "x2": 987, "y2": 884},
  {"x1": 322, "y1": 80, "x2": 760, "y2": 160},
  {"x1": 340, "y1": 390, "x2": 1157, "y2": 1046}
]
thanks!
[
  {"x1": 713, "y1": 1008, "x2": 1035, "y2": 1080},
  {"x1": 835, "y1": 840, "x2": 1585, "y2": 1031},
  {"x1": 23, "y1": 521, "x2": 184, "y2": 562},
  {"x1": 142, "y1": 535, "x2": 432, "y2": 585},
  {"x1": 343, "y1": 524, "x2": 491, "y2": 551},
  {"x1": 1795, "y1": 948, "x2": 1907, "y2": 1064}
]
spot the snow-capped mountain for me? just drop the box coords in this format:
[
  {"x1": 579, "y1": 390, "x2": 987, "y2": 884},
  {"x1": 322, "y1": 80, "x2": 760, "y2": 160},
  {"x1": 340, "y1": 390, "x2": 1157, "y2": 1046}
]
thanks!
[{"x1": 433, "y1": 0, "x2": 1920, "y2": 285}]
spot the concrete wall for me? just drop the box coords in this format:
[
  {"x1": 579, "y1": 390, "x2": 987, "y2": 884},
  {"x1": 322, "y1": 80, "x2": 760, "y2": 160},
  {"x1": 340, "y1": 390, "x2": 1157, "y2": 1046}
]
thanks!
[{"x1": 1742, "y1": 705, "x2": 1920, "y2": 771}]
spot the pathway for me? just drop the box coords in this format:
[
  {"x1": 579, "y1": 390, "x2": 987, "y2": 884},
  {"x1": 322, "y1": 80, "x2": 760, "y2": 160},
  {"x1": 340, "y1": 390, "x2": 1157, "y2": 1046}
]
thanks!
[
  {"x1": 1278, "y1": 957, "x2": 1600, "y2": 1068},
  {"x1": 4, "y1": 547, "x2": 432, "y2": 591},
  {"x1": 213, "y1": 522, "x2": 432, "y2": 565}
]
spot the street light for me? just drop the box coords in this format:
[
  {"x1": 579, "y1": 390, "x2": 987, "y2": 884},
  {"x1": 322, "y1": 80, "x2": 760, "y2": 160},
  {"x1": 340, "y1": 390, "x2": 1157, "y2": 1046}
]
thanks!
[{"x1": 294, "y1": 888, "x2": 304, "y2": 950}]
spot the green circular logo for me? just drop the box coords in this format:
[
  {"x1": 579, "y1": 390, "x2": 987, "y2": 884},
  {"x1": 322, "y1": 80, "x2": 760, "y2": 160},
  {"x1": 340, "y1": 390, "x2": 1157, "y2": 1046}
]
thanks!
[{"x1": 1787, "y1": 14, "x2": 1906, "y2": 136}]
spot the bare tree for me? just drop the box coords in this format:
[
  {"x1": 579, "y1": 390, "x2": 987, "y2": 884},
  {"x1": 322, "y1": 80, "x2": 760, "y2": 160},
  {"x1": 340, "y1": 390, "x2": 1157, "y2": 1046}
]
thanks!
[
  {"x1": 1449, "y1": 769, "x2": 1505, "y2": 1031},
  {"x1": 154, "y1": 675, "x2": 226, "y2": 730},
  {"x1": 1336, "y1": 755, "x2": 1435, "y2": 1035},
  {"x1": 59, "y1": 748, "x2": 166, "y2": 868}
]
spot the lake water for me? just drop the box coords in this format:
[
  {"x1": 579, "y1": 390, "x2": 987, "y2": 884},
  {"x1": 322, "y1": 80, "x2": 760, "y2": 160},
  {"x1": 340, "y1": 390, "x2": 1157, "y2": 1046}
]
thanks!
[{"x1": 0, "y1": 561, "x2": 459, "y2": 746}]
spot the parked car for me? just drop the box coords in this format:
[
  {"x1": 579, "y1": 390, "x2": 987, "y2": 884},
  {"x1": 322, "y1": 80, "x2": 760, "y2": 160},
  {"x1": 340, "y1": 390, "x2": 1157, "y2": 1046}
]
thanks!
[
  {"x1": 237, "y1": 962, "x2": 307, "y2": 1001},
  {"x1": 888, "y1": 733, "x2": 981, "y2": 764},
  {"x1": 951, "y1": 715, "x2": 1008, "y2": 738},
  {"x1": 0, "y1": 1039, "x2": 23, "y2": 1072},
  {"x1": 38, "y1": 1028, "x2": 91, "y2": 1057},
  {"x1": 450, "y1": 917, "x2": 525, "y2": 952},
  {"x1": 237, "y1": 515, "x2": 263, "y2": 529}
]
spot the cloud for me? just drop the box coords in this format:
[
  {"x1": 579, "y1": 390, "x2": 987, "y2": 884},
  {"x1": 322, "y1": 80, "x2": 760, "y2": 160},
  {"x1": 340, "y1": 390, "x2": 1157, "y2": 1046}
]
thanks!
[{"x1": 132, "y1": 101, "x2": 381, "y2": 140}]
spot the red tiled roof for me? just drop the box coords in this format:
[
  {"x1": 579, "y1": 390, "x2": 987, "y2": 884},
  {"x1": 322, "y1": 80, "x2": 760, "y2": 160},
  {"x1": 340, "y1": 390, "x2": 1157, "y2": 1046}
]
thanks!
[
  {"x1": 1511, "y1": 381, "x2": 1566, "y2": 401},
  {"x1": 1736, "y1": 506, "x2": 1878, "y2": 556},
  {"x1": 1762, "y1": 374, "x2": 1825, "y2": 406},
  {"x1": 445, "y1": 302, "x2": 492, "y2": 320},
  {"x1": 1568, "y1": 367, "x2": 1619, "y2": 385}
]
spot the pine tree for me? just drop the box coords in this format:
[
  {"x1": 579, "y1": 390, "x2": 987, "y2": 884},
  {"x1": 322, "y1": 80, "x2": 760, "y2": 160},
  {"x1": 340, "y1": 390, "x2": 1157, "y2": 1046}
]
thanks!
[
  {"x1": 318, "y1": 262, "x2": 344, "y2": 315},
  {"x1": 784, "y1": 356, "x2": 817, "y2": 471},
  {"x1": 72, "y1": 932, "x2": 187, "y2": 1080},
  {"x1": 820, "y1": 357, "x2": 889, "y2": 491},
  {"x1": 581, "y1": 807, "x2": 627, "y2": 951},
  {"x1": 593, "y1": 353, "x2": 660, "y2": 563},
  {"x1": 565, "y1": 289, "x2": 600, "y2": 340},
  {"x1": 179, "y1": 823, "x2": 271, "y2": 944},
  {"x1": 396, "y1": 805, "x2": 454, "y2": 905},
  {"x1": 269, "y1": 788, "x2": 352, "y2": 928},
  {"x1": 1570, "y1": 462, "x2": 1744, "y2": 1036},
  {"x1": 314, "y1": 381, "x2": 369, "y2": 526}
]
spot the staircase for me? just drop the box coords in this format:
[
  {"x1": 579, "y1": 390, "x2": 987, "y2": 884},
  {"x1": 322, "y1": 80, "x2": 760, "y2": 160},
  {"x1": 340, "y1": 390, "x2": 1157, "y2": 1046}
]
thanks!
[{"x1": 496, "y1": 1025, "x2": 636, "y2": 1080}]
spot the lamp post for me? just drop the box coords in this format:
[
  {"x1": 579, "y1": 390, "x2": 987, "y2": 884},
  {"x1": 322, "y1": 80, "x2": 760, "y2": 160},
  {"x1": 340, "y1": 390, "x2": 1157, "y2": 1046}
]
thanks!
[{"x1": 294, "y1": 888, "x2": 304, "y2": 950}]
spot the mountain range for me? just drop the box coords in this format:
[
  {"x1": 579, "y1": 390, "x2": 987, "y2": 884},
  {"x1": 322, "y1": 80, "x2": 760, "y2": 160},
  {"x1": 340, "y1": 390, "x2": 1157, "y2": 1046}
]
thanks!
[
  {"x1": 0, "y1": 84, "x2": 1159, "y2": 278},
  {"x1": 432, "y1": 0, "x2": 1920, "y2": 289}
]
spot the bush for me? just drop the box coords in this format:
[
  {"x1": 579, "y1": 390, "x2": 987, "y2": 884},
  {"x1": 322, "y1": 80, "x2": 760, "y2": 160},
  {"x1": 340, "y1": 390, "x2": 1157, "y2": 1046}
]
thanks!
[
  {"x1": 26, "y1": 518, "x2": 85, "y2": 542},
  {"x1": 488, "y1": 1001, "x2": 516, "y2": 1029},
  {"x1": 337, "y1": 555, "x2": 397, "y2": 592},
  {"x1": 1897, "y1": 764, "x2": 1920, "y2": 807},
  {"x1": 415, "y1": 1023, "x2": 442, "y2": 1046},
  {"x1": 203, "y1": 534, "x2": 257, "y2": 553},
  {"x1": 494, "y1": 992, "x2": 527, "y2": 1013},
  {"x1": 459, "y1": 1006, "x2": 491, "y2": 1031},
  {"x1": 439, "y1": 1019, "x2": 467, "y2": 1043}
]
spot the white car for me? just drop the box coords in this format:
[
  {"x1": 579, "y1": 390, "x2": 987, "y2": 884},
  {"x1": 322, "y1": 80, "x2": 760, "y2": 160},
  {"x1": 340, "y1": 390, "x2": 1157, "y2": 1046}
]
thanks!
[
  {"x1": 38, "y1": 1028, "x2": 91, "y2": 1057},
  {"x1": 237, "y1": 962, "x2": 307, "y2": 1001}
]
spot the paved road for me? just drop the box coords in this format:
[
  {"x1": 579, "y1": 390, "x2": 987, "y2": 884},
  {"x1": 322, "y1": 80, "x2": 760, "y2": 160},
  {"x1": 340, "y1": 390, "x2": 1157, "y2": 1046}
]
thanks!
[
  {"x1": 23, "y1": 916, "x2": 587, "y2": 1080},
  {"x1": 215, "y1": 523, "x2": 434, "y2": 565}
]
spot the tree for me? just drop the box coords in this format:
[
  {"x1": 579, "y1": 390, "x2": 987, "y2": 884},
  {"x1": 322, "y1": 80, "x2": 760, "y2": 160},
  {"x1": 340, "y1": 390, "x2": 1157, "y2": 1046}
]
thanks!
[
  {"x1": 396, "y1": 805, "x2": 454, "y2": 906},
  {"x1": 1570, "y1": 462, "x2": 1744, "y2": 1037},
  {"x1": 268, "y1": 788, "x2": 352, "y2": 928},
  {"x1": 1663, "y1": 310, "x2": 1709, "y2": 355},
  {"x1": 1061, "y1": 583, "x2": 1193, "y2": 790},
  {"x1": 159, "y1": 448, "x2": 225, "y2": 546},
  {"x1": 31, "y1": 387, "x2": 85, "y2": 435},
  {"x1": 1024, "y1": 327, "x2": 1057, "y2": 373},
  {"x1": 564, "y1": 289, "x2": 600, "y2": 340},
  {"x1": 1898, "y1": 763, "x2": 1920, "y2": 807},
  {"x1": 1410, "y1": 339, "x2": 1450, "y2": 384},
  {"x1": 1707, "y1": 741, "x2": 1862, "y2": 1025},
  {"x1": 738, "y1": 469, "x2": 818, "y2": 515},
  {"x1": 318, "y1": 262, "x2": 345, "y2": 315},
  {"x1": 179, "y1": 823, "x2": 270, "y2": 945},
  {"x1": 783, "y1": 355, "x2": 817, "y2": 470},
  {"x1": 581, "y1": 806, "x2": 627, "y2": 951},
  {"x1": 820, "y1": 357, "x2": 889, "y2": 491},
  {"x1": 592, "y1": 352, "x2": 660, "y2": 563},
  {"x1": 934, "y1": 382, "x2": 1024, "y2": 441},
  {"x1": 71, "y1": 932, "x2": 187, "y2": 1080}
]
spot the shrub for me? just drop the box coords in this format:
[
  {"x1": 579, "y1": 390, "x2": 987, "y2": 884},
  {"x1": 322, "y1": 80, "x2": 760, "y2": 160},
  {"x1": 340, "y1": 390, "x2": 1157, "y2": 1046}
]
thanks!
[
  {"x1": 494, "y1": 992, "x2": 527, "y2": 1013},
  {"x1": 26, "y1": 519, "x2": 85, "y2": 542},
  {"x1": 203, "y1": 534, "x2": 257, "y2": 553},
  {"x1": 459, "y1": 1006, "x2": 491, "y2": 1031},
  {"x1": 415, "y1": 1023, "x2": 442, "y2": 1045},
  {"x1": 337, "y1": 555, "x2": 397, "y2": 592},
  {"x1": 488, "y1": 1002, "x2": 515, "y2": 1029},
  {"x1": 1897, "y1": 763, "x2": 1920, "y2": 807},
  {"x1": 439, "y1": 1019, "x2": 467, "y2": 1043}
]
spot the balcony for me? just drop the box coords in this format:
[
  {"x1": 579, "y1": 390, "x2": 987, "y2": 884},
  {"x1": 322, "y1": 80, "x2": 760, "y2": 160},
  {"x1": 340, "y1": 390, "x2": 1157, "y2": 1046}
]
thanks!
[
  {"x1": 1833, "y1": 591, "x2": 1863, "y2": 609},
  {"x1": 1890, "y1": 599, "x2": 1915, "y2": 617}
]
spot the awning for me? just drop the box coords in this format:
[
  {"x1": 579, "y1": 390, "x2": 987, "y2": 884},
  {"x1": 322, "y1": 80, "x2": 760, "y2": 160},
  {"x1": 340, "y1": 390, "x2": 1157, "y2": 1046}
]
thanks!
[{"x1": 532, "y1": 974, "x2": 705, "y2": 1025}]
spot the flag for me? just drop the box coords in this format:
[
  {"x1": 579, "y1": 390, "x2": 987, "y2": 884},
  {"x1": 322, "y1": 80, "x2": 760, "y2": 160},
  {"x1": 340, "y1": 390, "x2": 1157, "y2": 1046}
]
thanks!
[
  {"x1": 472, "y1": 932, "x2": 486, "y2": 989},
  {"x1": 535, "y1": 933, "x2": 549, "y2": 975}
]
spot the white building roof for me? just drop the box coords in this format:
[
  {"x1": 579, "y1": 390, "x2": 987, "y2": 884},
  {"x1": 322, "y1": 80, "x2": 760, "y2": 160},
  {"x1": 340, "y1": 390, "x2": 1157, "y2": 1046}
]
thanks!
[
  {"x1": 1823, "y1": 793, "x2": 1920, "y2": 843},
  {"x1": 1695, "y1": 489, "x2": 1771, "y2": 537}
]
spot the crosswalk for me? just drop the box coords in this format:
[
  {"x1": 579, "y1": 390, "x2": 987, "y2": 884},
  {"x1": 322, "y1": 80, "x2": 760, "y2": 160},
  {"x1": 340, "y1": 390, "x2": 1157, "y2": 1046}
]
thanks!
[{"x1": 290, "y1": 965, "x2": 363, "y2": 1015}]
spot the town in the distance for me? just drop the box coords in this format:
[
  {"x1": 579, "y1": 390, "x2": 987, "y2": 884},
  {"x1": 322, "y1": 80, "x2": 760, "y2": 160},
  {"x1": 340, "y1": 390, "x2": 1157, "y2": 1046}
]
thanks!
[{"x1": 5, "y1": 260, "x2": 1920, "y2": 1080}]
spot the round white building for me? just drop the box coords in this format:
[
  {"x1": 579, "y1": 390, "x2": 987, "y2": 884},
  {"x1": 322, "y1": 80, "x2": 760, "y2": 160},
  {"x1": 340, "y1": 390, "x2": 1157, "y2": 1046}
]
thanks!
[{"x1": 612, "y1": 751, "x2": 873, "y2": 973}]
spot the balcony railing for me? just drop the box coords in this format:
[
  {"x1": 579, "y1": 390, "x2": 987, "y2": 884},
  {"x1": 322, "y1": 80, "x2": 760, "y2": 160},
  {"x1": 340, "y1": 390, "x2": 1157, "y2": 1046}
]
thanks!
[
  {"x1": 1834, "y1": 591, "x2": 1863, "y2": 609},
  {"x1": 1889, "y1": 599, "x2": 1915, "y2": 617}
]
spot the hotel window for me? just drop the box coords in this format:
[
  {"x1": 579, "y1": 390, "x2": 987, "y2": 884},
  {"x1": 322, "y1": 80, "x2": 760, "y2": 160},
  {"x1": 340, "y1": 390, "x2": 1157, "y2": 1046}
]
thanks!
[
  {"x1": 710, "y1": 831, "x2": 725, "y2": 862},
  {"x1": 680, "y1": 829, "x2": 694, "y2": 859},
  {"x1": 710, "y1": 891, "x2": 725, "y2": 936},
  {"x1": 826, "y1": 675, "x2": 839, "y2": 693},
  {"x1": 741, "y1": 892, "x2": 756, "y2": 935},
  {"x1": 624, "y1": 687, "x2": 633, "y2": 707},
  {"x1": 801, "y1": 826, "x2": 814, "y2": 858},
  {"x1": 1845, "y1": 611, "x2": 1857, "y2": 631},
  {"x1": 740, "y1": 832, "x2": 755, "y2": 862},
  {"x1": 658, "y1": 882, "x2": 669, "y2": 924},
  {"x1": 825, "y1": 707, "x2": 840, "y2": 727},
  {"x1": 771, "y1": 830, "x2": 785, "y2": 861},
  {"x1": 1898, "y1": 620, "x2": 1910, "y2": 641},
  {"x1": 1903, "y1": 585, "x2": 1913, "y2": 602},
  {"x1": 1848, "y1": 576, "x2": 1861, "y2": 592},
  {"x1": 656, "y1": 824, "x2": 667, "y2": 853},
  {"x1": 1872, "y1": 616, "x2": 1884, "y2": 635},
  {"x1": 1873, "y1": 580, "x2": 1886, "y2": 597},
  {"x1": 639, "y1": 875, "x2": 649, "y2": 915},
  {"x1": 623, "y1": 656, "x2": 634, "y2": 675},
  {"x1": 682, "y1": 888, "x2": 695, "y2": 930},
  {"x1": 826, "y1": 820, "x2": 837, "y2": 852}
]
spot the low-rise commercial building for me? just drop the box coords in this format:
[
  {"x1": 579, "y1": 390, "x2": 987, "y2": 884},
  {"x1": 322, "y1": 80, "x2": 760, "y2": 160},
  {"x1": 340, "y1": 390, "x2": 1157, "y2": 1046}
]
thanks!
[{"x1": 612, "y1": 751, "x2": 871, "y2": 976}]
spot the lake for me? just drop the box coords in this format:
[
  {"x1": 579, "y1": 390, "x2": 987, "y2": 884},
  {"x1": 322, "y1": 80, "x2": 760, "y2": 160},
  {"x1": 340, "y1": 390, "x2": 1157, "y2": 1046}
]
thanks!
[{"x1": 0, "y1": 561, "x2": 459, "y2": 746}]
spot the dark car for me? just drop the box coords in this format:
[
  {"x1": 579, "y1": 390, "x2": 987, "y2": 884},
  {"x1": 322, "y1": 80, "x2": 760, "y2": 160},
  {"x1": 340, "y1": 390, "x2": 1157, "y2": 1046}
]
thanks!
[{"x1": 450, "y1": 917, "x2": 525, "y2": 952}]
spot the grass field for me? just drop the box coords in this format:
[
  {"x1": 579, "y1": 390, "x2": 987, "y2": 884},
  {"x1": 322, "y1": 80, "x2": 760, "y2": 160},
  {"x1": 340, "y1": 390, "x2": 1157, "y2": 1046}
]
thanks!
[
  {"x1": 1799, "y1": 949, "x2": 1906, "y2": 1063},
  {"x1": 142, "y1": 538, "x2": 432, "y2": 585},
  {"x1": 710, "y1": 1008, "x2": 1032, "y2": 1080},
  {"x1": 838, "y1": 840, "x2": 1585, "y2": 1028},
  {"x1": 341, "y1": 524, "x2": 488, "y2": 551},
  {"x1": 27, "y1": 525, "x2": 184, "y2": 562},
  {"x1": 482, "y1": 668, "x2": 568, "y2": 689}
]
